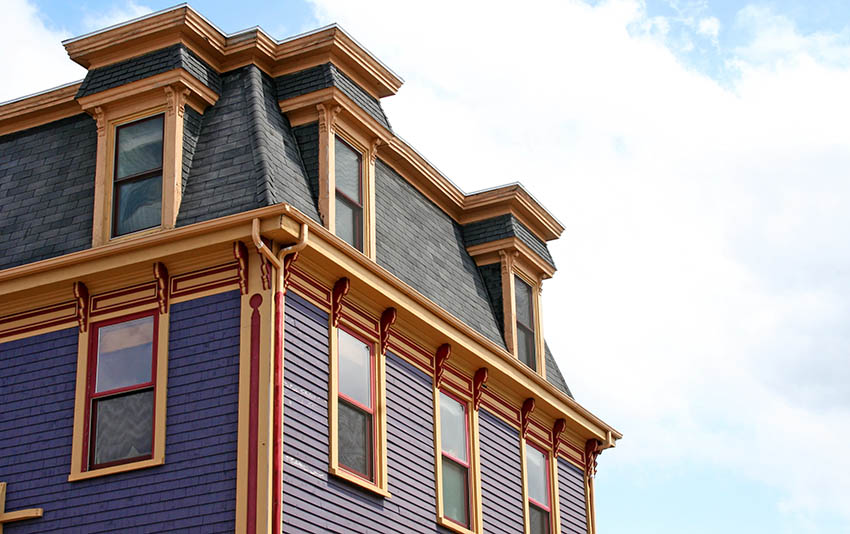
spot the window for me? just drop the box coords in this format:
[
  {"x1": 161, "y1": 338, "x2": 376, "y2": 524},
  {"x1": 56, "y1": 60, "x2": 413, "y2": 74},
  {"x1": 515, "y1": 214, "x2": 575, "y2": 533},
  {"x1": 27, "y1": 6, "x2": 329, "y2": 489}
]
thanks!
[
  {"x1": 112, "y1": 115, "x2": 164, "y2": 237},
  {"x1": 525, "y1": 443, "x2": 552, "y2": 534},
  {"x1": 515, "y1": 276, "x2": 536, "y2": 371},
  {"x1": 439, "y1": 391, "x2": 471, "y2": 527},
  {"x1": 329, "y1": 324, "x2": 388, "y2": 496},
  {"x1": 84, "y1": 312, "x2": 158, "y2": 468},
  {"x1": 334, "y1": 137, "x2": 364, "y2": 252}
]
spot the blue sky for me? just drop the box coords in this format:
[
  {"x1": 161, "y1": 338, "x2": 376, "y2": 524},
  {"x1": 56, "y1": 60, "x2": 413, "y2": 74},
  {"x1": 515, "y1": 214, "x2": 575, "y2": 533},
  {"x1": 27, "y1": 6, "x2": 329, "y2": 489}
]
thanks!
[{"x1": 4, "y1": 1, "x2": 850, "y2": 532}]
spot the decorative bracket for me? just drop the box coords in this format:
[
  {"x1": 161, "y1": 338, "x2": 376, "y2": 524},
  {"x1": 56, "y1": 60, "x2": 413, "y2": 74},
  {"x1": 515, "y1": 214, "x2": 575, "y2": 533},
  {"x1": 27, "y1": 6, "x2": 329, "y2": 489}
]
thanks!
[
  {"x1": 584, "y1": 439, "x2": 603, "y2": 478},
  {"x1": 258, "y1": 245, "x2": 272, "y2": 291},
  {"x1": 379, "y1": 307, "x2": 397, "y2": 357},
  {"x1": 368, "y1": 138, "x2": 382, "y2": 164},
  {"x1": 520, "y1": 397, "x2": 536, "y2": 439},
  {"x1": 282, "y1": 252, "x2": 299, "y2": 295},
  {"x1": 552, "y1": 418, "x2": 567, "y2": 455},
  {"x1": 233, "y1": 241, "x2": 249, "y2": 295},
  {"x1": 317, "y1": 103, "x2": 342, "y2": 134},
  {"x1": 164, "y1": 85, "x2": 190, "y2": 118},
  {"x1": 91, "y1": 106, "x2": 105, "y2": 138},
  {"x1": 434, "y1": 343, "x2": 451, "y2": 388},
  {"x1": 331, "y1": 277, "x2": 350, "y2": 327},
  {"x1": 0, "y1": 481, "x2": 43, "y2": 531},
  {"x1": 472, "y1": 367, "x2": 489, "y2": 411},
  {"x1": 72, "y1": 281, "x2": 89, "y2": 333},
  {"x1": 153, "y1": 262, "x2": 169, "y2": 314}
]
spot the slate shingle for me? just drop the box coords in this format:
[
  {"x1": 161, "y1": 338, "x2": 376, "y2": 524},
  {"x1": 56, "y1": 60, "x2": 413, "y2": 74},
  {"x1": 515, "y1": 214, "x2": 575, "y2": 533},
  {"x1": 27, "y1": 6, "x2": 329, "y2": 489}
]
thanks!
[{"x1": 462, "y1": 213, "x2": 555, "y2": 268}]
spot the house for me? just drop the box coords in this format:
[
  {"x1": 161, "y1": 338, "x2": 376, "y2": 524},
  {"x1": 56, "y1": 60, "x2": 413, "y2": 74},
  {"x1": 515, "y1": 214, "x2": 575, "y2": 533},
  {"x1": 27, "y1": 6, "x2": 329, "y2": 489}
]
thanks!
[{"x1": 0, "y1": 5, "x2": 621, "y2": 533}]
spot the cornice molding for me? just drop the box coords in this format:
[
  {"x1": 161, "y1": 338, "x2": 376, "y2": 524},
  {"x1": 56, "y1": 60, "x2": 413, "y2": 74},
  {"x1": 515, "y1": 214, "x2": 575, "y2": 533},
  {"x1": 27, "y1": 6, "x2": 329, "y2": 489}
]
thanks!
[{"x1": 0, "y1": 83, "x2": 83, "y2": 137}]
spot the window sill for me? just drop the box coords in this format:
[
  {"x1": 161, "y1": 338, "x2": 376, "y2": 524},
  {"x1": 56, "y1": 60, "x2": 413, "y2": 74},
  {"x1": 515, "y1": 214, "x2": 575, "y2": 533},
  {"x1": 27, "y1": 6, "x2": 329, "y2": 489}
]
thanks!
[
  {"x1": 68, "y1": 456, "x2": 163, "y2": 482},
  {"x1": 437, "y1": 516, "x2": 478, "y2": 534},
  {"x1": 329, "y1": 465, "x2": 391, "y2": 498}
]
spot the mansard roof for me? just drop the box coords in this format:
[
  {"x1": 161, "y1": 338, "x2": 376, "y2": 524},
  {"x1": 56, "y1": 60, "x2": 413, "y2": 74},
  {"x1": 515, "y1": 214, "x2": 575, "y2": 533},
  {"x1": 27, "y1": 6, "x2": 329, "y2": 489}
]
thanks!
[{"x1": 0, "y1": 4, "x2": 574, "y2": 397}]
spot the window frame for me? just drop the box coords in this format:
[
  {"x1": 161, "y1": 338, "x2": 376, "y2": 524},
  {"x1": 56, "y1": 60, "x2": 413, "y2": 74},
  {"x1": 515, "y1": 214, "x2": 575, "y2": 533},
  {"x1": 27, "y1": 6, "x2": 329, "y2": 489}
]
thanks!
[
  {"x1": 511, "y1": 268, "x2": 545, "y2": 378},
  {"x1": 521, "y1": 438, "x2": 561, "y2": 534},
  {"x1": 111, "y1": 114, "x2": 165, "y2": 238},
  {"x1": 434, "y1": 385, "x2": 483, "y2": 534},
  {"x1": 69, "y1": 303, "x2": 170, "y2": 481},
  {"x1": 328, "y1": 319, "x2": 389, "y2": 497},
  {"x1": 333, "y1": 135, "x2": 365, "y2": 252}
]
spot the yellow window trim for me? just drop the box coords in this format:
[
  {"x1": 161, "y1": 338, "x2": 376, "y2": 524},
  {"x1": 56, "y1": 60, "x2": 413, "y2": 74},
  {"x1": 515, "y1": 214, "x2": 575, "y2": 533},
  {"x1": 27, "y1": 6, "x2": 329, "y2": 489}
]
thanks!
[
  {"x1": 507, "y1": 264, "x2": 546, "y2": 379},
  {"x1": 68, "y1": 302, "x2": 170, "y2": 482},
  {"x1": 433, "y1": 385, "x2": 483, "y2": 534},
  {"x1": 327, "y1": 316, "x2": 389, "y2": 497},
  {"x1": 519, "y1": 436, "x2": 562, "y2": 534}
]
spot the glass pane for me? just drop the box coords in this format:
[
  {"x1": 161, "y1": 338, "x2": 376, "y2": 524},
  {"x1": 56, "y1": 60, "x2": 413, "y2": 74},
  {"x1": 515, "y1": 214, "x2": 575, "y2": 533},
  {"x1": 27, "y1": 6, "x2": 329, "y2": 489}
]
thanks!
[
  {"x1": 517, "y1": 327, "x2": 536, "y2": 370},
  {"x1": 338, "y1": 399, "x2": 372, "y2": 478},
  {"x1": 338, "y1": 329, "x2": 372, "y2": 407},
  {"x1": 526, "y1": 445, "x2": 549, "y2": 506},
  {"x1": 334, "y1": 137, "x2": 361, "y2": 201},
  {"x1": 114, "y1": 175, "x2": 161, "y2": 236},
  {"x1": 515, "y1": 276, "x2": 533, "y2": 327},
  {"x1": 528, "y1": 504, "x2": 551, "y2": 534},
  {"x1": 116, "y1": 115, "x2": 163, "y2": 179},
  {"x1": 96, "y1": 315, "x2": 154, "y2": 393},
  {"x1": 439, "y1": 392, "x2": 467, "y2": 463},
  {"x1": 442, "y1": 457, "x2": 469, "y2": 527},
  {"x1": 93, "y1": 389, "x2": 153, "y2": 465},
  {"x1": 335, "y1": 197, "x2": 363, "y2": 251}
]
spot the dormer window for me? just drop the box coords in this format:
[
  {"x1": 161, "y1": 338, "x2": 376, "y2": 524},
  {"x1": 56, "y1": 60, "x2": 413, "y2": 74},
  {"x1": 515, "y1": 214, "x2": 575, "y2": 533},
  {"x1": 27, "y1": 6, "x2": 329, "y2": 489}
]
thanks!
[
  {"x1": 113, "y1": 115, "x2": 164, "y2": 237},
  {"x1": 515, "y1": 275, "x2": 537, "y2": 371},
  {"x1": 334, "y1": 137, "x2": 364, "y2": 252}
]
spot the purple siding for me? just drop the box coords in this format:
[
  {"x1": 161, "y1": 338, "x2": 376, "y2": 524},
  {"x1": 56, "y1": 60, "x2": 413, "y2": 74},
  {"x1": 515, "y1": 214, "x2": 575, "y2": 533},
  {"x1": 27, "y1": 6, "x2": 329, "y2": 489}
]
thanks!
[
  {"x1": 558, "y1": 459, "x2": 588, "y2": 534},
  {"x1": 479, "y1": 409, "x2": 525, "y2": 533},
  {"x1": 0, "y1": 290, "x2": 240, "y2": 533},
  {"x1": 283, "y1": 292, "x2": 452, "y2": 533}
]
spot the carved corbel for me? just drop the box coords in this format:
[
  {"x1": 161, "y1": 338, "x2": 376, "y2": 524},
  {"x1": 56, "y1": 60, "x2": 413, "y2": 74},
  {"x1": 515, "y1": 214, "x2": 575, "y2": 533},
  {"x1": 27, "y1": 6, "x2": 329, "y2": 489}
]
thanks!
[
  {"x1": 165, "y1": 85, "x2": 190, "y2": 118},
  {"x1": 153, "y1": 262, "x2": 169, "y2": 314},
  {"x1": 317, "y1": 103, "x2": 342, "y2": 134},
  {"x1": 472, "y1": 367, "x2": 489, "y2": 411},
  {"x1": 520, "y1": 397, "x2": 536, "y2": 439},
  {"x1": 91, "y1": 106, "x2": 106, "y2": 138},
  {"x1": 584, "y1": 438, "x2": 603, "y2": 478},
  {"x1": 73, "y1": 281, "x2": 89, "y2": 333},
  {"x1": 379, "y1": 307, "x2": 397, "y2": 356},
  {"x1": 282, "y1": 252, "x2": 299, "y2": 295},
  {"x1": 552, "y1": 418, "x2": 567, "y2": 455},
  {"x1": 258, "y1": 245, "x2": 272, "y2": 291},
  {"x1": 331, "y1": 277, "x2": 350, "y2": 327},
  {"x1": 434, "y1": 343, "x2": 451, "y2": 388},
  {"x1": 368, "y1": 138, "x2": 381, "y2": 164},
  {"x1": 233, "y1": 241, "x2": 249, "y2": 295}
]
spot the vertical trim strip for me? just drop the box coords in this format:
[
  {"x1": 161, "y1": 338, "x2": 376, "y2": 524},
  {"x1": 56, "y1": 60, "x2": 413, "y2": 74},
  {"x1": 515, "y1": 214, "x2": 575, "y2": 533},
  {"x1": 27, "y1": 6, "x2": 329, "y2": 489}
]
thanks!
[{"x1": 246, "y1": 293, "x2": 263, "y2": 534}]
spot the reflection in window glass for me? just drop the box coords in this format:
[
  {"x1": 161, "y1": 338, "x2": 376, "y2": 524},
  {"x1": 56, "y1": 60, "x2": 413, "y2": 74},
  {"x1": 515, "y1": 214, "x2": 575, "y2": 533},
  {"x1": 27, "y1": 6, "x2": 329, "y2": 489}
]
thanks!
[
  {"x1": 440, "y1": 392, "x2": 471, "y2": 527},
  {"x1": 515, "y1": 276, "x2": 537, "y2": 371},
  {"x1": 440, "y1": 392, "x2": 467, "y2": 462},
  {"x1": 113, "y1": 115, "x2": 163, "y2": 236},
  {"x1": 96, "y1": 316, "x2": 154, "y2": 393},
  {"x1": 338, "y1": 329, "x2": 372, "y2": 407},
  {"x1": 336, "y1": 328, "x2": 375, "y2": 481},
  {"x1": 338, "y1": 399, "x2": 372, "y2": 478},
  {"x1": 525, "y1": 444, "x2": 551, "y2": 534},
  {"x1": 334, "y1": 137, "x2": 363, "y2": 251},
  {"x1": 442, "y1": 456, "x2": 469, "y2": 526}
]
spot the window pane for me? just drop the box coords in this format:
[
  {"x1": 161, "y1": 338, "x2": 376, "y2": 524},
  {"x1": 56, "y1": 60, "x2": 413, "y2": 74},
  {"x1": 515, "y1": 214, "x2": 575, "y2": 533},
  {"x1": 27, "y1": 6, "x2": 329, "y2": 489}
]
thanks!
[
  {"x1": 334, "y1": 137, "x2": 361, "y2": 201},
  {"x1": 517, "y1": 326, "x2": 536, "y2": 370},
  {"x1": 335, "y1": 197, "x2": 363, "y2": 251},
  {"x1": 114, "y1": 175, "x2": 161, "y2": 236},
  {"x1": 439, "y1": 392, "x2": 467, "y2": 463},
  {"x1": 96, "y1": 315, "x2": 154, "y2": 393},
  {"x1": 442, "y1": 456, "x2": 469, "y2": 526},
  {"x1": 338, "y1": 329, "x2": 372, "y2": 407},
  {"x1": 528, "y1": 503, "x2": 551, "y2": 534},
  {"x1": 116, "y1": 116, "x2": 163, "y2": 179},
  {"x1": 93, "y1": 389, "x2": 153, "y2": 466},
  {"x1": 515, "y1": 276, "x2": 533, "y2": 327},
  {"x1": 338, "y1": 399, "x2": 372, "y2": 478},
  {"x1": 526, "y1": 445, "x2": 549, "y2": 506}
]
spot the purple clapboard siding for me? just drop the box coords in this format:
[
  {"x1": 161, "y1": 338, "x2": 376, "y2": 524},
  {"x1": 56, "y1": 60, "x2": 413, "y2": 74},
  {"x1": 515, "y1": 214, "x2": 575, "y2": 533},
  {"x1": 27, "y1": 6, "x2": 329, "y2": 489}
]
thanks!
[
  {"x1": 0, "y1": 290, "x2": 241, "y2": 533},
  {"x1": 479, "y1": 409, "x2": 525, "y2": 533},
  {"x1": 558, "y1": 459, "x2": 588, "y2": 534},
  {"x1": 283, "y1": 292, "x2": 454, "y2": 534}
]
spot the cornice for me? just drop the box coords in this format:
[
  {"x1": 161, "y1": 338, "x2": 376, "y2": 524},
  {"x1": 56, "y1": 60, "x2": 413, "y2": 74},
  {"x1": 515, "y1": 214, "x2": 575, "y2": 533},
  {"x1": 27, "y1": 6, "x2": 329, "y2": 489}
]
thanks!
[
  {"x1": 0, "y1": 83, "x2": 83, "y2": 137},
  {"x1": 466, "y1": 237, "x2": 556, "y2": 279}
]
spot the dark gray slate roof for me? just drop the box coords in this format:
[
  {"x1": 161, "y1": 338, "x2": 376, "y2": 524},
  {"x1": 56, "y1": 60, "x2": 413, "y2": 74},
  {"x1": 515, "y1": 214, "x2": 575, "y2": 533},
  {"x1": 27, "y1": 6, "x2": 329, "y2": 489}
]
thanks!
[
  {"x1": 0, "y1": 114, "x2": 96, "y2": 270},
  {"x1": 77, "y1": 44, "x2": 221, "y2": 98},
  {"x1": 545, "y1": 343, "x2": 572, "y2": 398},
  {"x1": 177, "y1": 65, "x2": 319, "y2": 226},
  {"x1": 375, "y1": 159, "x2": 505, "y2": 347},
  {"x1": 275, "y1": 63, "x2": 391, "y2": 130},
  {"x1": 463, "y1": 214, "x2": 555, "y2": 268},
  {"x1": 291, "y1": 122, "x2": 320, "y2": 213}
]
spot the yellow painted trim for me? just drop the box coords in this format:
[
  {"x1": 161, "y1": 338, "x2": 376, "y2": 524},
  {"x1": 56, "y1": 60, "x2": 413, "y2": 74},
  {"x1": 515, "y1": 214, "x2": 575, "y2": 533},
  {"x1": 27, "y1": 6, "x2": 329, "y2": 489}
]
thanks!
[
  {"x1": 235, "y1": 278, "x2": 252, "y2": 534},
  {"x1": 520, "y1": 438, "x2": 531, "y2": 534},
  {"x1": 0, "y1": 481, "x2": 44, "y2": 531},
  {"x1": 513, "y1": 270, "x2": 546, "y2": 380},
  {"x1": 0, "y1": 82, "x2": 83, "y2": 137},
  {"x1": 68, "y1": 304, "x2": 169, "y2": 482}
]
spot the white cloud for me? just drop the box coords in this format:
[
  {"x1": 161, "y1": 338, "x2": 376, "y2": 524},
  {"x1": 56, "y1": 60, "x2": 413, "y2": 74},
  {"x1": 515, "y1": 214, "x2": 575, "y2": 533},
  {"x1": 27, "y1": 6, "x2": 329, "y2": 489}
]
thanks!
[
  {"x1": 0, "y1": 0, "x2": 85, "y2": 103},
  {"x1": 82, "y1": 1, "x2": 152, "y2": 33},
  {"x1": 307, "y1": 0, "x2": 850, "y2": 529},
  {"x1": 697, "y1": 15, "x2": 720, "y2": 40}
]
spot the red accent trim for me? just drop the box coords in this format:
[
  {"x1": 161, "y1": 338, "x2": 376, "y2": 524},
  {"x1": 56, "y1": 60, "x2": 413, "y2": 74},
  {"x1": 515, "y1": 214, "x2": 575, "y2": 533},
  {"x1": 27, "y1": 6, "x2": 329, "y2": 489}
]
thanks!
[
  {"x1": 331, "y1": 277, "x2": 350, "y2": 328},
  {"x1": 379, "y1": 307, "x2": 397, "y2": 356},
  {"x1": 521, "y1": 398, "x2": 536, "y2": 439},
  {"x1": 473, "y1": 368, "x2": 489, "y2": 411},
  {"x1": 584, "y1": 438, "x2": 603, "y2": 478},
  {"x1": 89, "y1": 282, "x2": 158, "y2": 316},
  {"x1": 0, "y1": 301, "x2": 77, "y2": 340},
  {"x1": 527, "y1": 442, "x2": 552, "y2": 513},
  {"x1": 551, "y1": 418, "x2": 567, "y2": 455},
  {"x1": 234, "y1": 241, "x2": 249, "y2": 295},
  {"x1": 169, "y1": 262, "x2": 240, "y2": 298},
  {"x1": 282, "y1": 253, "x2": 299, "y2": 295},
  {"x1": 247, "y1": 293, "x2": 263, "y2": 534},
  {"x1": 272, "y1": 290, "x2": 284, "y2": 534},
  {"x1": 434, "y1": 343, "x2": 451, "y2": 389}
]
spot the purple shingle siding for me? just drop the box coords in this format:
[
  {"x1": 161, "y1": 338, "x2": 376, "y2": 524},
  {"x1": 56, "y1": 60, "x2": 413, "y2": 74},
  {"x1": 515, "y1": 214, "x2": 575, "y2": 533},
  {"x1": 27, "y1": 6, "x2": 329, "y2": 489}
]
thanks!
[
  {"x1": 282, "y1": 292, "x2": 453, "y2": 534},
  {"x1": 479, "y1": 409, "x2": 525, "y2": 533},
  {"x1": 0, "y1": 290, "x2": 240, "y2": 533},
  {"x1": 558, "y1": 459, "x2": 588, "y2": 534}
]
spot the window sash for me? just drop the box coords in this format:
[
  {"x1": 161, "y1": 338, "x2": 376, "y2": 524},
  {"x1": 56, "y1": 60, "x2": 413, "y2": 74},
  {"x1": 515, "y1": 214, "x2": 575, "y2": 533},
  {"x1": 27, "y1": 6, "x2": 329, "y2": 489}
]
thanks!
[
  {"x1": 335, "y1": 194, "x2": 364, "y2": 251},
  {"x1": 336, "y1": 327, "x2": 377, "y2": 482},
  {"x1": 528, "y1": 502, "x2": 551, "y2": 534},
  {"x1": 337, "y1": 397, "x2": 374, "y2": 480},
  {"x1": 441, "y1": 455, "x2": 471, "y2": 527},
  {"x1": 112, "y1": 115, "x2": 164, "y2": 237}
]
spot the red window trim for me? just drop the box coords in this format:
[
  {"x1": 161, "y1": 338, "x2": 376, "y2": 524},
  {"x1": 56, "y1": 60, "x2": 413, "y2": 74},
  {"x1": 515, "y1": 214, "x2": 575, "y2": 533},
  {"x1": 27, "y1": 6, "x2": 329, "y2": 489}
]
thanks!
[
  {"x1": 526, "y1": 441, "x2": 552, "y2": 513},
  {"x1": 81, "y1": 309, "x2": 159, "y2": 471},
  {"x1": 336, "y1": 325, "x2": 377, "y2": 482},
  {"x1": 440, "y1": 389, "x2": 472, "y2": 528}
]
